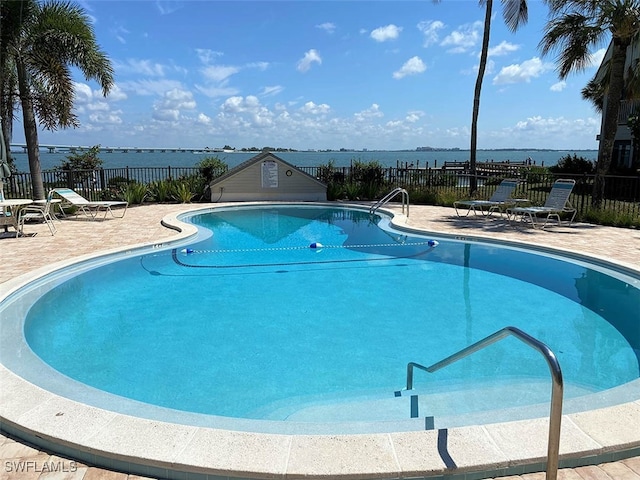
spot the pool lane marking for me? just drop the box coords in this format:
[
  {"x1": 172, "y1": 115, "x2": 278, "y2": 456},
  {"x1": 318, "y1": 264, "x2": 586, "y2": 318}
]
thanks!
[
  {"x1": 166, "y1": 243, "x2": 438, "y2": 270},
  {"x1": 178, "y1": 240, "x2": 438, "y2": 255}
]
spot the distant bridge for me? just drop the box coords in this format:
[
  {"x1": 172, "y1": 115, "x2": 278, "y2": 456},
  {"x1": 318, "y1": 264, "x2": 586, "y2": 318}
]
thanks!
[{"x1": 9, "y1": 144, "x2": 227, "y2": 154}]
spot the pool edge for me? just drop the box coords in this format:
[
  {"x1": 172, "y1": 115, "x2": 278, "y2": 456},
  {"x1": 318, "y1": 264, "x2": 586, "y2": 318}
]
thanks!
[{"x1": 2, "y1": 202, "x2": 640, "y2": 479}]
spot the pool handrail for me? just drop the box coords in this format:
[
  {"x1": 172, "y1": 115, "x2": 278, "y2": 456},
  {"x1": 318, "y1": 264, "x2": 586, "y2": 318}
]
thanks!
[
  {"x1": 406, "y1": 326, "x2": 564, "y2": 480},
  {"x1": 369, "y1": 187, "x2": 409, "y2": 216}
]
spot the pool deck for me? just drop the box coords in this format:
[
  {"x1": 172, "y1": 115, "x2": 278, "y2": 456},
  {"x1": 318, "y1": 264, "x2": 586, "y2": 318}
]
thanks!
[{"x1": 1, "y1": 201, "x2": 639, "y2": 480}]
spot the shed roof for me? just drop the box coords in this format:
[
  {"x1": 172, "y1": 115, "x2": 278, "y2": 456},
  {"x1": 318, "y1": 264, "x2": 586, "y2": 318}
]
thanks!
[{"x1": 210, "y1": 151, "x2": 326, "y2": 188}]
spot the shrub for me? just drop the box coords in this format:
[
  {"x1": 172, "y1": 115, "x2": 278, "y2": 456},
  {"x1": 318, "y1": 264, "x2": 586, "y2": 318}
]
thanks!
[
  {"x1": 406, "y1": 188, "x2": 439, "y2": 205},
  {"x1": 196, "y1": 156, "x2": 228, "y2": 182},
  {"x1": 343, "y1": 182, "x2": 361, "y2": 200},
  {"x1": 178, "y1": 174, "x2": 208, "y2": 201},
  {"x1": 326, "y1": 182, "x2": 344, "y2": 201},
  {"x1": 148, "y1": 179, "x2": 174, "y2": 203},
  {"x1": 120, "y1": 182, "x2": 148, "y2": 205},
  {"x1": 549, "y1": 154, "x2": 595, "y2": 174},
  {"x1": 172, "y1": 181, "x2": 195, "y2": 203},
  {"x1": 361, "y1": 181, "x2": 382, "y2": 200},
  {"x1": 523, "y1": 166, "x2": 549, "y2": 183},
  {"x1": 57, "y1": 145, "x2": 103, "y2": 170},
  {"x1": 581, "y1": 207, "x2": 640, "y2": 228},
  {"x1": 349, "y1": 159, "x2": 385, "y2": 186},
  {"x1": 317, "y1": 160, "x2": 344, "y2": 184}
]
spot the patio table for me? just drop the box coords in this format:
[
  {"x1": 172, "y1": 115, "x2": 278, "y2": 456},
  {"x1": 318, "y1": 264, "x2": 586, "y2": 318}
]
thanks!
[{"x1": 0, "y1": 199, "x2": 34, "y2": 237}]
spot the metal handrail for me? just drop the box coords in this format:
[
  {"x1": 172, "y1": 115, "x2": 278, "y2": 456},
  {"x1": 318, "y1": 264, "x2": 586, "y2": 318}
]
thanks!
[
  {"x1": 369, "y1": 187, "x2": 409, "y2": 216},
  {"x1": 406, "y1": 326, "x2": 563, "y2": 480}
]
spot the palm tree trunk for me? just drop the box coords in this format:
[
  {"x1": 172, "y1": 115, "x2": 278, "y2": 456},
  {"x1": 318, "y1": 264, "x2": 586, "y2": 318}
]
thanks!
[
  {"x1": 470, "y1": 0, "x2": 492, "y2": 195},
  {"x1": 16, "y1": 59, "x2": 45, "y2": 200},
  {"x1": 593, "y1": 40, "x2": 628, "y2": 208}
]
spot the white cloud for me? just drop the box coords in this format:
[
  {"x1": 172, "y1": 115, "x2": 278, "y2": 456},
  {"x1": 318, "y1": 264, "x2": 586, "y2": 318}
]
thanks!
[
  {"x1": 550, "y1": 81, "x2": 566, "y2": 92},
  {"x1": 297, "y1": 49, "x2": 322, "y2": 72},
  {"x1": 155, "y1": 1, "x2": 183, "y2": 15},
  {"x1": 498, "y1": 115, "x2": 600, "y2": 149},
  {"x1": 112, "y1": 25, "x2": 129, "y2": 45},
  {"x1": 589, "y1": 48, "x2": 607, "y2": 68},
  {"x1": 119, "y1": 79, "x2": 184, "y2": 96},
  {"x1": 493, "y1": 57, "x2": 554, "y2": 84},
  {"x1": 152, "y1": 88, "x2": 196, "y2": 122},
  {"x1": 74, "y1": 82, "x2": 93, "y2": 104},
  {"x1": 417, "y1": 20, "x2": 445, "y2": 47},
  {"x1": 114, "y1": 58, "x2": 166, "y2": 77},
  {"x1": 197, "y1": 113, "x2": 211, "y2": 125},
  {"x1": 260, "y1": 85, "x2": 284, "y2": 97},
  {"x1": 370, "y1": 24, "x2": 402, "y2": 42},
  {"x1": 354, "y1": 104, "x2": 383, "y2": 122},
  {"x1": 300, "y1": 101, "x2": 330, "y2": 115},
  {"x1": 87, "y1": 101, "x2": 109, "y2": 112},
  {"x1": 197, "y1": 61, "x2": 266, "y2": 99},
  {"x1": 440, "y1": 21, "x2": 482, "y2": 53},
  {"x1": 153, "y1": 106, "x2": 180, "y2": 122},
  {"x1": 247, "y1": 61, "x2": 270, "y2": 71},
  {"x1": 195, "y1": 85, "x2": 239, "y2": 98},
  {"x1": 462, "y1": 59, "x2": 495, "y2": 76},
  {"x1": 201, "y1": 65, "x2": 240, "y2": 83},
  {"x1": 218, "y1": 95, "x2": 275, "y2": 128},
  {"x1": 196, "y1": 49, "x2": 224, "y2": 64},
  {"x1": 105, "y1": 84, "x2": 128, "y2": 102},
  {"x1": 488, "y1": 41, "x2": 520, "y2": 57},
  {"x1": 405, "y1": 111, "x2": 424, "y2": 123},
  {"x1": 393, "y1": 56, "x2": 427, "y2": 79},
  {"x1": 73, "y1": 82, "x2": 125, "y2": 122},
  {"x1": 87, "y1": 112, "x2": 122, "y2": 125},
  {"x1": 316, "y1": 22, "x2": 336, "y2": 34}
]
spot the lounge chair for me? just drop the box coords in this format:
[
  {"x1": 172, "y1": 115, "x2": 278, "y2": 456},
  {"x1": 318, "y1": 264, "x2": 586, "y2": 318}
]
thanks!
[
  {"x1": 52, "y1": 188, "x2": 128, "y2": 220},
  {"x1": 454, "y1": 179, "x2": 519, "y2": 217},
  {"x1": 19, "y1": 190, "x2": 57, "y2": 235},
  {"x1": 507, "y1": 179, "x2": 576, "y2": 229}
]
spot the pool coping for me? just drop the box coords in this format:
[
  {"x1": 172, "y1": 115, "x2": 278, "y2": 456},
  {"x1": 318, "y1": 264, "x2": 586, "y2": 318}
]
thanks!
[{"x1": 1, "y1": 202, "x2": 640, "y2": 480}]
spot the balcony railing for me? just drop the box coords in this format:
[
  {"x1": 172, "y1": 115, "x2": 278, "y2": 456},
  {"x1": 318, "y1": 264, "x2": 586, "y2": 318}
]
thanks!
[{"x1": 618, "y1": 99, "x2": 640, "y2": 124}]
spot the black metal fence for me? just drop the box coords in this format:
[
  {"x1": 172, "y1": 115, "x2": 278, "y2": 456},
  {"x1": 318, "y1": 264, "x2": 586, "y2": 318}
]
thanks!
[
  {"x1": 2, "y1": 166, "x2": 639, "y2": 220},
  {"x1": 3, "y1": 166, "x2": 201, "y2": 200}
]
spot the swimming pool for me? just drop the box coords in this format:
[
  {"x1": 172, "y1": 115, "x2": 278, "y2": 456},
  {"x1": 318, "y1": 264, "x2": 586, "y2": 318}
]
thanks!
[{"x1": 4, "y1": 204, "x2": 639, "y2": 435}]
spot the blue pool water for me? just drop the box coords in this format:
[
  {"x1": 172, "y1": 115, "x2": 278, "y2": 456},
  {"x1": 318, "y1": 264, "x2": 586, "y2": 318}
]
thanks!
[{"x1": 20, "y1": 205, "x2": 640, "y2": 429}]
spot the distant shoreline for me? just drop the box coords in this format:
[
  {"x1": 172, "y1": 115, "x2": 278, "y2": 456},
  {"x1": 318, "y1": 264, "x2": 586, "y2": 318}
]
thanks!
[
  {"x1": 9, "y1": 148, "x2": 596, "y2": 172},
  {"x1": 9, "y1": 146, "x2": 597, "y2": 154}
]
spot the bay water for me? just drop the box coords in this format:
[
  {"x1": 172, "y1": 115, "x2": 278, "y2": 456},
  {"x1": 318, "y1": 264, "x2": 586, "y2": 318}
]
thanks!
[{"x1": 9, "y1": 149, "x2": 597, "y2": 172}]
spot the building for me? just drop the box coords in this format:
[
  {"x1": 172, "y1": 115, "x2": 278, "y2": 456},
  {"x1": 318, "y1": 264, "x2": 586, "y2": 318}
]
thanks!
[
  {"x1": 594, "y1": 40, "x2": 640, "y2": 170},
  {"x1": 208, "y1": 151, "x2": 327, "y2": 202}
]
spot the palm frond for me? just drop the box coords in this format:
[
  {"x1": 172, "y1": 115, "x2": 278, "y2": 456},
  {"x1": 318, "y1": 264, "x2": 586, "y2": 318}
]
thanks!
[
  {"x1": 581, "y1": 75, "x2": 606, "y2": 112},
  {"x1": 501, "y1": 0, "x2": 528, "y2": 33},
  {"x1": 540, "y1": 14, "x2": 606, "y2": 78}
]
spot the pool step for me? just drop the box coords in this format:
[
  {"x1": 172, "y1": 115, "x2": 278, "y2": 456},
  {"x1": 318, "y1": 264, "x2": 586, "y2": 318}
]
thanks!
[{"x1": 254, "y1": 377, "x2": 598, "y2": 433}]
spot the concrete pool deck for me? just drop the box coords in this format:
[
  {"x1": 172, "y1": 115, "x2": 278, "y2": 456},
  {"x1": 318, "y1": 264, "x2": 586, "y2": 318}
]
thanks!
[{"x1": 0, "y1": 202, "x2": 639, "y2": 480}]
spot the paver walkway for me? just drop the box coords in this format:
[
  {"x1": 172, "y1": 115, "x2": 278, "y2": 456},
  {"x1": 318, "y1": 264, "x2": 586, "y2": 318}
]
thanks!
[{"x1": 1, "y1": 202, "x2": 639, "y2": 480}]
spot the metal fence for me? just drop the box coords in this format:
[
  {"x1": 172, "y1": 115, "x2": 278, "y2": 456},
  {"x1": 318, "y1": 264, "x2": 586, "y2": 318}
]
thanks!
[
  {"x1": 3, "y1": 166, "x2": 201, "y2": 200},
  {"x1": 3, "y1": 166, "x2": 639, "y2": 219}
]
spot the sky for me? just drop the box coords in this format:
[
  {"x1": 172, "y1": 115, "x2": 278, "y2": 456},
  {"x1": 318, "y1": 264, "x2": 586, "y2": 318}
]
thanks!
[{"x1": 13, "y1": 0, "x2": 609, "y2": 151}]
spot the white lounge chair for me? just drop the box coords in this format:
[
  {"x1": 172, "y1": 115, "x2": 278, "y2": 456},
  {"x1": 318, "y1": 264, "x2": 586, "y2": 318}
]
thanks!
[
  {"x1": 507, "y1": 179, "x2": 576, "y2": 228},
  {"x1": 18, "y1": 190, "x2": 58, "y2": 235},
  {"x1": 454, "y1": 179, "x2": 519, "y2": 217},
  {"x1": 52, "y1": 188, "x2": 128, "y2": 220}
]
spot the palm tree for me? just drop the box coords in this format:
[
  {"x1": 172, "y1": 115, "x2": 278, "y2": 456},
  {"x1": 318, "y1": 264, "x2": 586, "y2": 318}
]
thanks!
[
  {"x1": 1, "y1": 0, "x2": 114, "y2": 200},
  {"x1": 0, "y1": 1, "x2": 27, "y2": 168},
  {"x1": 468, "y1": 0, "x2": 528, "y2": 194},
  {"x1": 540, "y1": 0, "x2": 640, "y2": 207}
]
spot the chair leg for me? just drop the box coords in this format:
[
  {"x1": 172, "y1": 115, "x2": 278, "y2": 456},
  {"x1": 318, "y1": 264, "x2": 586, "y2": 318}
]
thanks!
[{"x1": 44, "y1": 213, "x2": 57, "y2": 235}]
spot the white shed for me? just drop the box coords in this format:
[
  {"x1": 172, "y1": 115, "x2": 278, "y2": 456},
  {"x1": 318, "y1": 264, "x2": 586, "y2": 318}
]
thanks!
[{"x1": 209, "y1": 152, "x2": 327, "y2": 202}]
